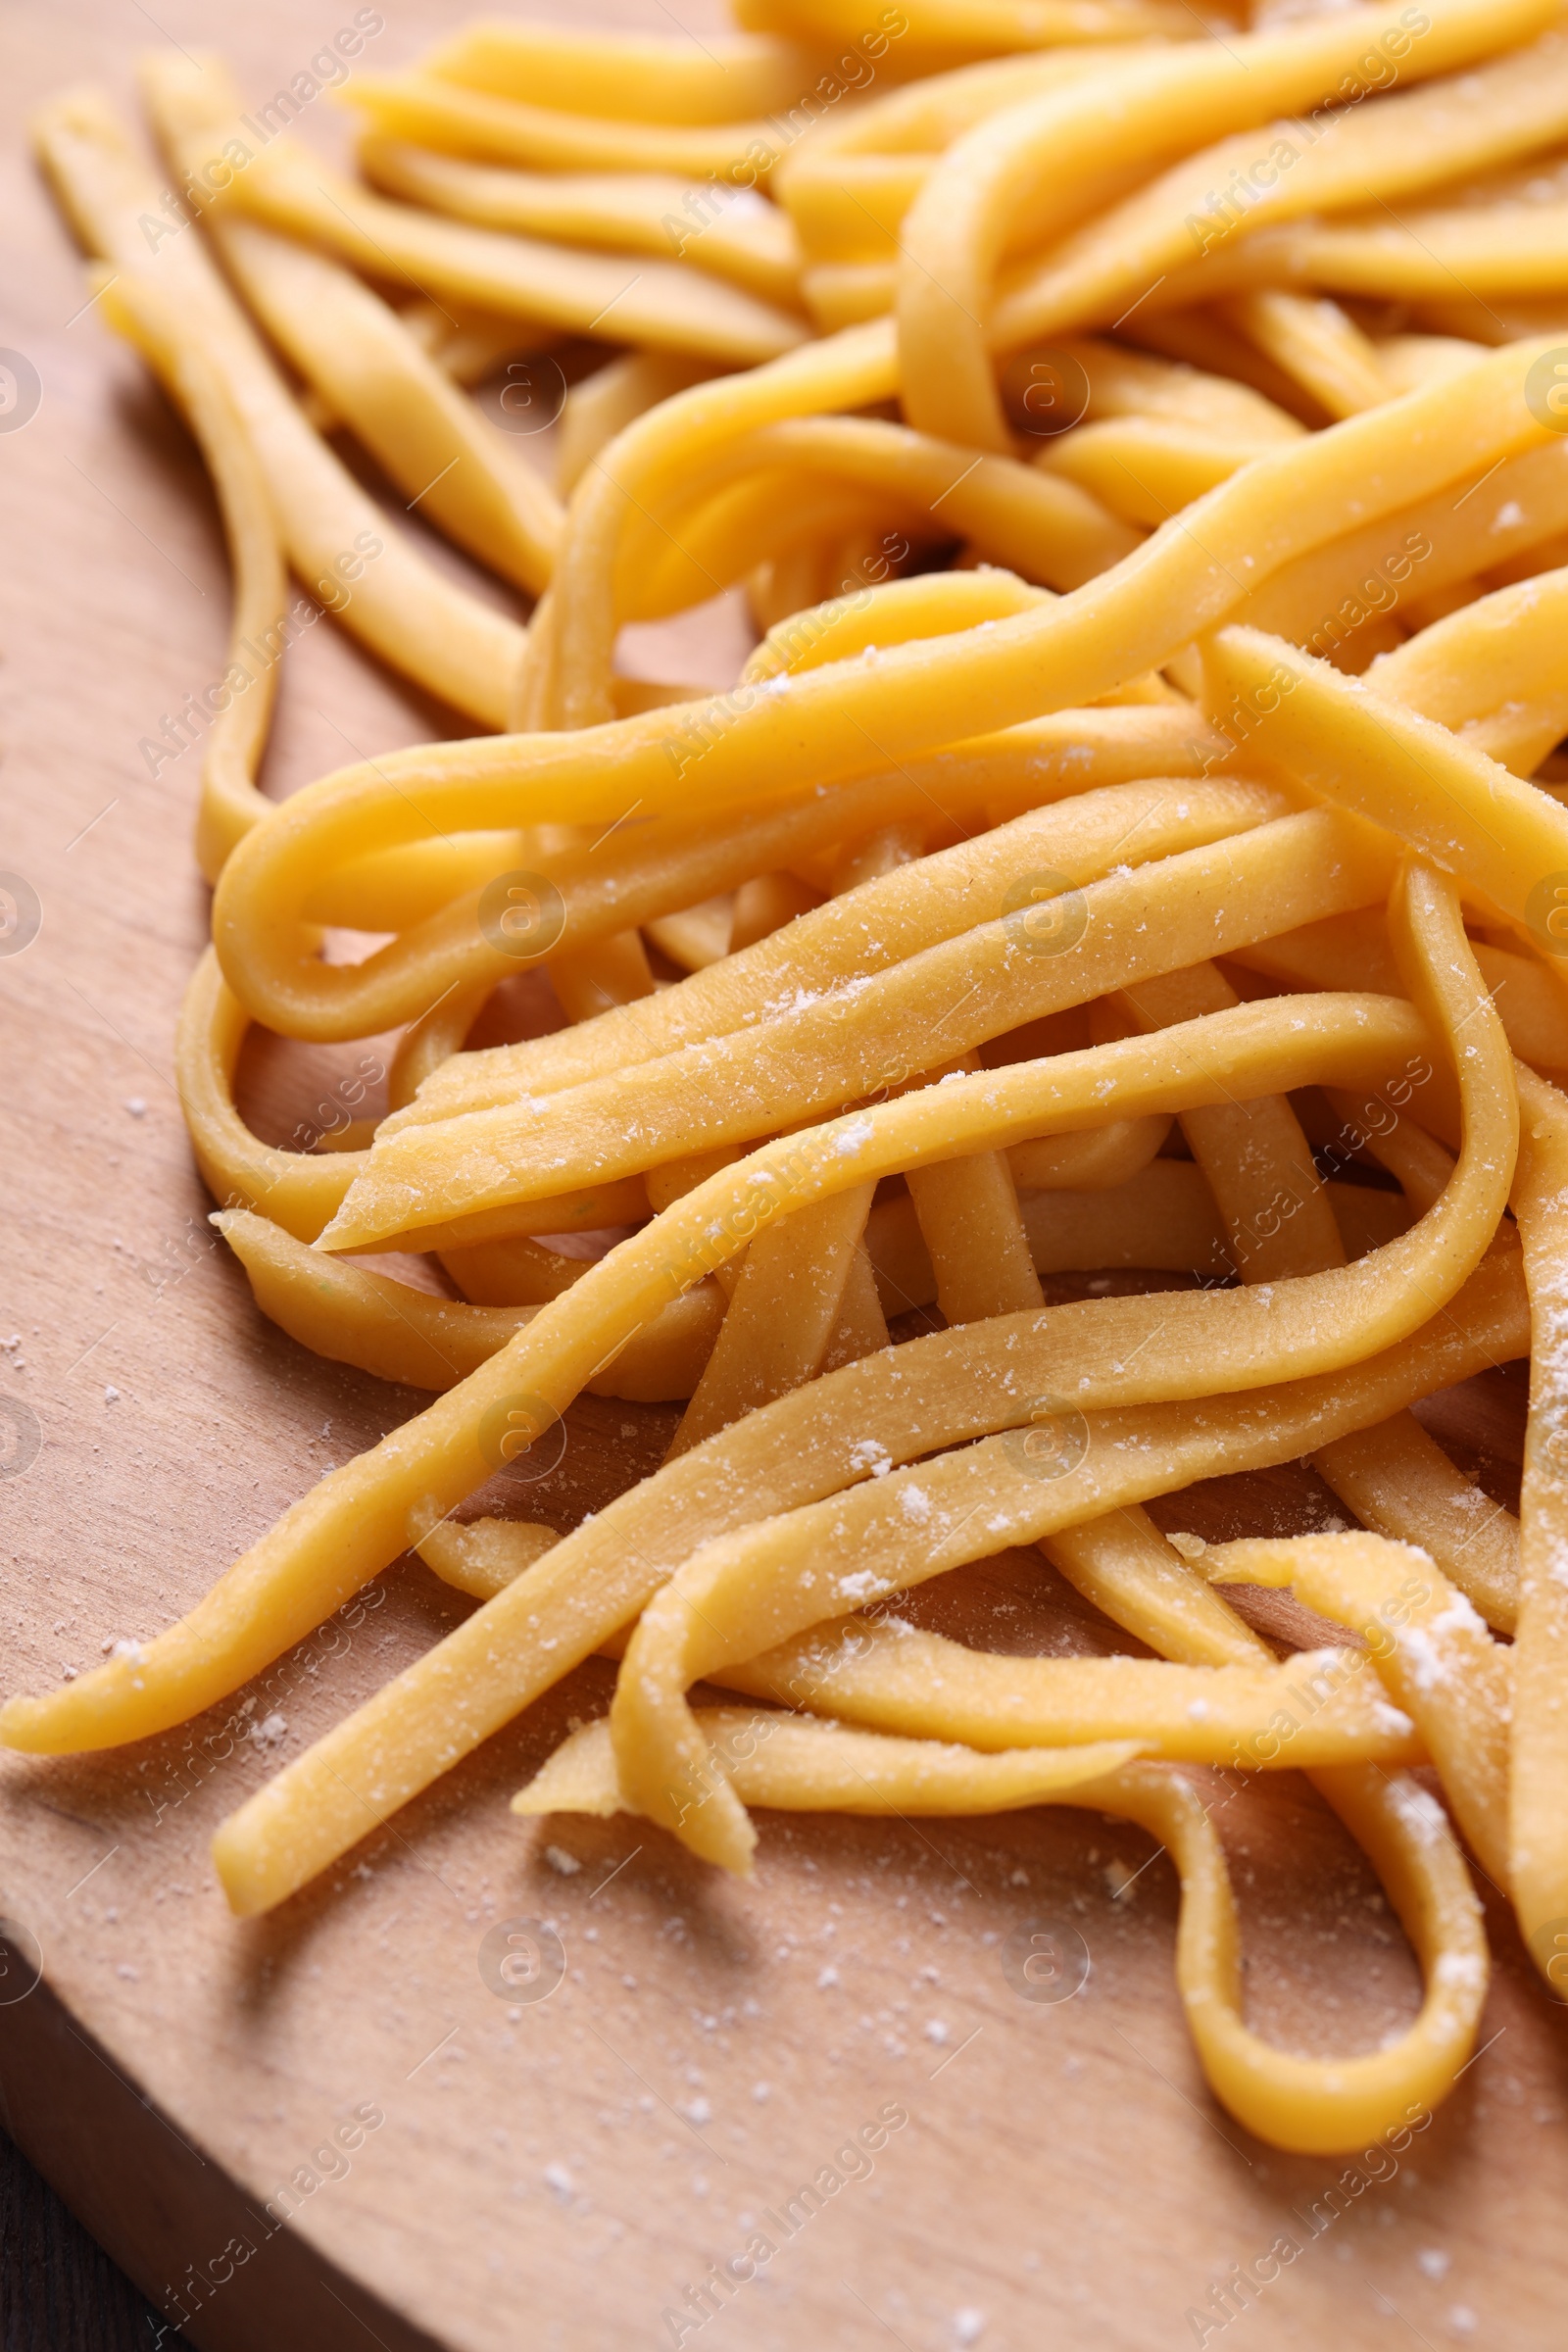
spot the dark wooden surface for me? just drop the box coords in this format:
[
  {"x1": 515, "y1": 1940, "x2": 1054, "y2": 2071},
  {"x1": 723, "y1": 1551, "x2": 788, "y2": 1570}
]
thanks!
[{"x1": 0, "y1": 2125, "x2": 189, "y2": 2352}]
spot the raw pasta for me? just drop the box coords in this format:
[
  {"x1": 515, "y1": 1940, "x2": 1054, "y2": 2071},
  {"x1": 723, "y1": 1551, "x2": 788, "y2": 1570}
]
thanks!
[{"x1": 23, "y1": 0, "x2": 1568, "y2": 2159}]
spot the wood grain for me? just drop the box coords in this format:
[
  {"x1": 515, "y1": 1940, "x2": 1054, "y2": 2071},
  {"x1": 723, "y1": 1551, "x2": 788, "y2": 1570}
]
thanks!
[
  {"x1": 3, "y1": 6, "x2": 1567, "y2": 2349},
  {"x1": 0, "y1": 2121, "x2": 191, "y2": 2349}
]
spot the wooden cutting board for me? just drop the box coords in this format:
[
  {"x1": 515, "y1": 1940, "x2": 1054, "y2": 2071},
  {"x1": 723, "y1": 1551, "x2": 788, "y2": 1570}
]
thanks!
[{"x1": 3, "y1": 6, "x2": 1567, "y2": 2347}]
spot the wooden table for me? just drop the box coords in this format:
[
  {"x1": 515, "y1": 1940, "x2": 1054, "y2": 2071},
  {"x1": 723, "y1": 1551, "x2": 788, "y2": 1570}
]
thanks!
[
  {"x1": 0, "y1": 2122, "x2": 189, "y2": 2348},
  {"x1": 3, "y1": 5, "x2": 1567, "y2": 2347}
]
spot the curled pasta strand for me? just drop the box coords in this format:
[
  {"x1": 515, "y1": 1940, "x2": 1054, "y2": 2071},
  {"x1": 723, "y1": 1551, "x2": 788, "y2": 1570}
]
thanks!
[
  {"x1": 216, "y1": 1209, "x2": 723, "y2": 1403},
  {"x1": 1194, "y1": 1533, "x2": 1511, "y2": 1887},
  {"x1": 609, "y1": 417, "x2": 1140, "y2": 620},
  {"x1": 176, "y1": 951, "x2": 358, "y2": 1244},
  {"x1": 541, "y1": 318, "x2": 899, "y2": 726},
  {"x1": 220, "y1": 761, "x2": 988, "y2": 1043},
  {"x1": 516, "y1": 1716, "x2": 1488, "y2": 2156},
  {"x1": 415, "y1": 1516, "x2": 558, "y2": 1603},
  {"x1": 172, "y1": 949, "x2": 647, "y2": 1247}
]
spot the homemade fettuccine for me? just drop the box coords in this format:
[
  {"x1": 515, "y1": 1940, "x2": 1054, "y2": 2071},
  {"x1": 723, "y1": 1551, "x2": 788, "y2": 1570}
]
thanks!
[{"x1": 24, "y1": 0, "x2": 1568, "y2": 2156}]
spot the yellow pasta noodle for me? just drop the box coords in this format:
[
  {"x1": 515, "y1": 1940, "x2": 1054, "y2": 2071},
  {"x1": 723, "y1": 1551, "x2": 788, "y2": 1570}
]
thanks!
[
  {"x1": 1194, "y1": 1532, "x2": 1511, "y2": 1886},
  {"x1": 358, "y1": 138, "x2": 805, "y2": 310},
  {"x1": 1507, "y1": 1066, "x2": 1568, "y2": 1989},
  {"x1": 36, "y1": 91, "x2": 525, "y2": 727},
  {"x1": 102, "y1": 286, "x2": 289, "y2": 882},
  {"x1": 710, "y1": 1614, "x2": 1424, "y2": 1770}
]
